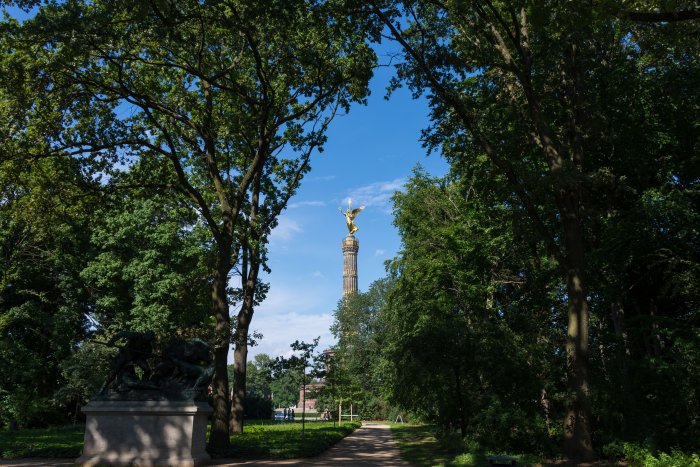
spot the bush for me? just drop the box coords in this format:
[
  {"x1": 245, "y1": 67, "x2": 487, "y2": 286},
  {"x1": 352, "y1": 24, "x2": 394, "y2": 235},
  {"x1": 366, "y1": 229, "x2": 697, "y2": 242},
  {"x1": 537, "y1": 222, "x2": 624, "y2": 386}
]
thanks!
[{"x1": 622, "y1": 443, "x2": 700, "y2": 467}]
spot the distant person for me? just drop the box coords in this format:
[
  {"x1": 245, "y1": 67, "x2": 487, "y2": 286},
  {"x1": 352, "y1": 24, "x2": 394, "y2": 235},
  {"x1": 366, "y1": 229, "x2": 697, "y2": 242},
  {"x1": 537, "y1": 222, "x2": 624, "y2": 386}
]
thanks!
[
  {"x1": 291, "y1": 408, "x2": 295, "y2": 420},
  {"x1": 283, "y1": 407, "x2": 288, "y2": 420}
]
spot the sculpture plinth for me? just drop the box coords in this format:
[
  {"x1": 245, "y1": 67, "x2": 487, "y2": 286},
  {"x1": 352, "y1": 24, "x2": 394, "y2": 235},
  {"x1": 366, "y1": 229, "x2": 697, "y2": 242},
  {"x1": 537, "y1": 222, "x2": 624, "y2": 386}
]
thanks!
[
  {"x1": 77, "y1": 334, "x2": 215, "y2": 466},
  {"x1": 342, "y1": 234, "x2": 359, "y2": 297},
  {"x1": 76, "y1": 400, "x2": 212, "y2": 467}
]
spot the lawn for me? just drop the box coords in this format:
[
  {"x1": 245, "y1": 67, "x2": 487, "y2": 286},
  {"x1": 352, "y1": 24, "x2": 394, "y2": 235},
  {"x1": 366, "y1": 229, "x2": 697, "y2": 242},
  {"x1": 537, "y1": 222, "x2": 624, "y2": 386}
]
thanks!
[
  {"x1": 0, "y1": 420, "x2": 360, "y2": 460},
  {"x1": 391, "y1": 423, "x2": 472, "y2": 467},
  {"x1": 216, "y1": 420, "x2": 361, "y2": 459},
  {"x1": 390, "y1": 423, "x2": 538, "y2": 467},
  {"x1": 391, "y1": 424, "x2": 700, "y2": 467},
  {"x1": 0, "y1": 425, "x2": 84, "y2": 458}
]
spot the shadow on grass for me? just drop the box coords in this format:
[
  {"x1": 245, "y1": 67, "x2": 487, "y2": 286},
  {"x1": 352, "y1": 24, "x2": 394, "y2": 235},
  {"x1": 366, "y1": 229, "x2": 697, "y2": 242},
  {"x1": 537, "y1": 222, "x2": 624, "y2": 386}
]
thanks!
[
  {"x1": 211, "y1": 421, "x2": 360, "y2": 460},
  {"x1": 393, "y1": 424, "x2": 520, "y2": 467},
  {"x1": 0, "y1": 426, "x2": 84, "y2": 458},
  {"x1": 1, "y1": 420, "x2": 360, "y2": 461}
]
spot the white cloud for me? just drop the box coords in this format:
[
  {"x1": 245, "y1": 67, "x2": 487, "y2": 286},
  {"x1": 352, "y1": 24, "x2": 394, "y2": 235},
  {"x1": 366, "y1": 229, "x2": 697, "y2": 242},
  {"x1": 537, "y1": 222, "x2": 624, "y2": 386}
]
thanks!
[
  {"x1": 344, "y1": 178, "x2": 406, "y2": 213},
  {"x1": 288, "y1": 200, "x2": 326, "y2": 209},
  {"x1": 270, "y1": 217, "x2": 302, "y2": 242},
  {"x1": 246, "y1": 311, "x2": 335, "y2": 359},
  {"x1": 236, "y1": 280, "x2": 339, "y2": 361},
  {"x1": 312, "y1": 271, "x2": 325, "y2": 278},
  {"x1": 375, "y1": 249, "x2": 385, "y2": 257}
]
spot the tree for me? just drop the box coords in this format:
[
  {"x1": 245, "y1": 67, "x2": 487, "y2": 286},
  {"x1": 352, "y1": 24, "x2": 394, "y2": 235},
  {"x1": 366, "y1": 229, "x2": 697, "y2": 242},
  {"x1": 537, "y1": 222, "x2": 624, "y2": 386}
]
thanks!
[
  {"x1": 383, "y1": 170, "x2": 560, "y2": 450},
  {"x1": 361, "y1": 1, "x2": 699, "y2": 460},
  {"x1": 81, "y1": 164, "x2": 212, "y2": 336},
  {"x1": 246, "y1": 353, "x2": 274, "y2": 401},
  {"x1": 227, "y1": 352, "x2": 274, "y2": 419},
  {"x1": 2, "y1": 0, "x2": 374, "y2": 447},
  {"x1": 54, "y1": 341, "x2": 113, "y2": 425},
  {"x1": 270, "y1": 366, "x2": 301, "y2": 409},
  {"x1": 329, "y1": 278, "x2": 393, "y2": 419},
  {"x1": 0, "y1": 155, "x2": 97, "y2": 428},
  {"x1": 274, "y1": 337, "x2": 322, "y2": 436}
]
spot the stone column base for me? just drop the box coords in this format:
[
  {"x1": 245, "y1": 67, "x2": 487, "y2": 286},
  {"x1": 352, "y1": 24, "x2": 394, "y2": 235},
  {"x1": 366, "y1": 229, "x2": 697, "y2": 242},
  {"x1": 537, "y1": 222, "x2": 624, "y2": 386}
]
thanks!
[{"x1": 76, "y1": 400, "x2": 212, "y2": 466}]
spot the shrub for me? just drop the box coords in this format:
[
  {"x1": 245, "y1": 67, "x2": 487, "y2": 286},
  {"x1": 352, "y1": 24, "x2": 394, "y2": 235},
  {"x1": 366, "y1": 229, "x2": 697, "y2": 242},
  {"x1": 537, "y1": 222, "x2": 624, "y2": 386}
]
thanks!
[{"x1": 623, "y1": 443, "x2": 700, "y2": 467}]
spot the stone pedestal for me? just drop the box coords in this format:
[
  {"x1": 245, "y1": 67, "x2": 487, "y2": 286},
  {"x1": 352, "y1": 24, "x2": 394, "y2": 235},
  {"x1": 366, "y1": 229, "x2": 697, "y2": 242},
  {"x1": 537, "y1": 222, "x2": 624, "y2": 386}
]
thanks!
[{"x1": 76, "y1": 400, "x2": 212, "y2": 466}]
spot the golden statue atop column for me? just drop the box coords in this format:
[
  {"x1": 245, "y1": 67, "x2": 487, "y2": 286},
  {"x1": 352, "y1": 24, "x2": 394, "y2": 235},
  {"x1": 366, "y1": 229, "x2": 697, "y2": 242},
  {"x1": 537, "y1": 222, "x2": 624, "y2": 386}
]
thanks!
[
  {"x1": 340, "y1": 199, "x2": 363, "y2": 297},
  {"x1": 339, "y1": 200, "x2": 364, "y2": 235}
]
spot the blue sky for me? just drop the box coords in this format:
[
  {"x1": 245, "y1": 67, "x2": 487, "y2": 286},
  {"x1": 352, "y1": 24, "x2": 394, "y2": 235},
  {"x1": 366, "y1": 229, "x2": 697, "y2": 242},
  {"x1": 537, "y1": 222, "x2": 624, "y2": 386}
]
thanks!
[{"x1": 250, "y1": 53, "x2": 449, "y2": 360}]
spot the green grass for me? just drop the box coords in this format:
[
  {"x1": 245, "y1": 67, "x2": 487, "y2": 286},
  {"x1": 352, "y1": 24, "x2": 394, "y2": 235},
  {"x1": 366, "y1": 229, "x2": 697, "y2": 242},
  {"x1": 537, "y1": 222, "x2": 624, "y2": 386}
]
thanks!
[
  {"x1": 0, "y1": 420, "x2": 360, "y2": 460},
  {"x1": 391, "y1": 424, "x2": 700, "y2": 466},
  {"x1": 390, "y1": 423, "x2": 540, "y2": 467},
  {"x1": 0, "y1": 425, "x2": 85, "y2": 458},
  {"x1": 391, "y1": 423, "x2": 458, "y2": 466},
  {"x1": 214, "y1": 420, "x2": 361, "y2": 459}
]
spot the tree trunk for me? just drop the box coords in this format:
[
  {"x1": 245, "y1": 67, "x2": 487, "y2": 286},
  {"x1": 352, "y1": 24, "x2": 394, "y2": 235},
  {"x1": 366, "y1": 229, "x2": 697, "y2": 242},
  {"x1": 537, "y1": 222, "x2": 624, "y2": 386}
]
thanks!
[
  {"x1": 453, "y1": 366, "x2": 467, "y2": 438},
  {"x1": 230, "y1": 260, "x2": 259, "y2": 433},
  {"x1": 230, "y1": 168, "x2": 263, "y2": 434},
  {"x1": 540, "y1": 387, "x2": 552, "y2": 436},
  {"x1": 301, "y1": 372, "x2": 306, "y2": 436},
  {"x1": 561, "y1": 195, "x2": 594, "y2": 461},
  {"x1": 230, "y1": 331, "x2": 248, "y2": 434},
  {"x1": 611, "y1": 301, "x2": 631, "y2": 435},
  {"x1": 208, "y1": 258, "x2": 232, "y2": 451},
  {"x1": 230, "y1": 294, "x2": 252, "y2": 434}
]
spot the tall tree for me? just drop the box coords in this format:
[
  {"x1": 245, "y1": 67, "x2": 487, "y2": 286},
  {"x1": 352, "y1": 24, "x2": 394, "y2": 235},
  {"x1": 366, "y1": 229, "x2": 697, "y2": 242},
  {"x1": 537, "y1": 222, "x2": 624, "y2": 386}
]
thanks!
[
  {"x1": 274, "y1": 338, "x2": 322, "y2": 437},
  {"x1": 384, "y1": 170, "x2": 560, "y2": 449},
  {"x1": 0, "y1": 155, "x2": 97, "y2": 428},
  {"x1": 2, "y1": 0, "x2": 374, "y2": 447},
  {"x1": 361, "y1": 1, "x2": 699, "y2": 459},
  {"x1": 330, "y1": 278, "x2": 393, "y2": 419}
]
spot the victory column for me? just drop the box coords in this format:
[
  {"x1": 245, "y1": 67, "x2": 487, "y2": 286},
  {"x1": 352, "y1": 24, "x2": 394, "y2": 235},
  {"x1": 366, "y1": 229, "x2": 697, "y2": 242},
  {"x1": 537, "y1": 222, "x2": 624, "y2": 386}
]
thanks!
[{"x1": 339, "y1": 200, "x2": 364, "y2": 297}]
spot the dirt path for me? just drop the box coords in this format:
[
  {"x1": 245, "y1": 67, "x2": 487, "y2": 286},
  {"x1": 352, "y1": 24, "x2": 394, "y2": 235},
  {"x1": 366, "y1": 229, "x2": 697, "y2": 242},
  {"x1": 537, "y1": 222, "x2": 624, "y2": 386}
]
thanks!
[{"x1": 1, "y1": 423, "x2": 409, "y2": 466}]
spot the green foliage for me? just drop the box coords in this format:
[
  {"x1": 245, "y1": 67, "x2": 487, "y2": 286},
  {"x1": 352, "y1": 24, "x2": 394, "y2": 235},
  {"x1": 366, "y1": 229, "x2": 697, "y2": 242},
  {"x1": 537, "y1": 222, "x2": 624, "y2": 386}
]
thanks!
[
  {"x1": 53, "y1": 342, "x2": 112, "y2": 423},
  {"x1": 270, "y1": 370, "x2": 301, "y2": 409},
  {"x1": 2, "y1": 0, "x2": 375, "y2": 444},
  {"x1": 379, "y1": 170, "x2": 560, "y2": 454},
  {"x1": 616, "y1": 443, "x2": 700, "y2": 467},
  {"x1": 246, "y1": 353, "x2": 301, "y2": 412},
  {"x1": 81, "y1": 171, "x2": 212, "y2": 337},
  {"x1": 228, "y1": 354, "x2": 277, "y2": 419},
  {"x1": 0, "y1": 157, "x2": 97, "y2": 428},
  {"x1": 268, "y1": 338, "x2": 329, "y2": 438},
  {"x1": 326, "y1": 279, "x2": 393, "y2": 420},
  {"x1": 360, "y1": 0, "x2": 700, "y2": 460}
]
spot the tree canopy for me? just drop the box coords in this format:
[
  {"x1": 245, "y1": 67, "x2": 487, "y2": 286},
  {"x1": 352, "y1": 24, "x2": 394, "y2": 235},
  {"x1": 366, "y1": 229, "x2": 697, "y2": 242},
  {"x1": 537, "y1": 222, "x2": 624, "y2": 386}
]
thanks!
[
  {"x1": 1, "y1": 0, "x2": 374, "y2": 447},
  {"x1": 355, "y1": 0, "x2": 699, "y2": 460}
]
